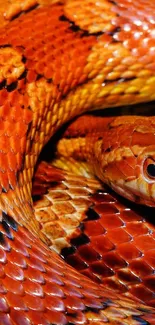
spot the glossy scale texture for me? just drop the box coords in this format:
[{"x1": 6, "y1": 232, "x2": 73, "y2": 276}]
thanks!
[
  {"x1": 34, "y1": 161, "x2": 155, "y2": 308},
  {"x1": 0, "y1": 0, "x2": 154, "y2": 324}
]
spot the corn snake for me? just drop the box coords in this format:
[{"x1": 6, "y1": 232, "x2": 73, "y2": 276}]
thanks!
[{"x1": 0, "y1": 0, "x2": 154, "y2": 324}]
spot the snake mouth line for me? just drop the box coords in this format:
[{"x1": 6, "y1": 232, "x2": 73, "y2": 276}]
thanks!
[{"x1": 110, "y1": 183, "x2": 155, "y2": 207}]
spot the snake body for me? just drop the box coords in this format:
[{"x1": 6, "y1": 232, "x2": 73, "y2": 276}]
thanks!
[{"x1": 0, "y1": 0, "x2": 154, "y2": 324}]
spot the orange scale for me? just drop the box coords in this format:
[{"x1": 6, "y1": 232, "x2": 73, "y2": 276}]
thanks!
[
  {"x1": 125, "y1": 37, "x2": 141, "y2": 50},
  {"x1": 35, "y1": 62, "x2": 46, "y2": 74},
  {"x1": 103, "y1": 251, "x2": 127, "y2": 269},
  {"x1": 0, "y1": 297, "x2": 9, "y2": 312},
  {"x1": 10, "y1": 122, "x2": 25, "y2": 138},
  {"x1": 44, "y1": 282, "x2": 64, "y2": 297},
  {"x1": 81, "y1": 268, "x2": 101, "y2": 284},
  {"x1": 18, "y1": 94, "x2": 29, "y2": 109},
  {"x1": 0, "y1": 91, "x2": 9, "y2": 107},
  {"x1": 53, "y1": 71, "x2": 62, "y2": 85},
  {"x1": 6, "y1": 27, "x2": 20, "y2": 39},
  {"x1": 44, "y1": 67, "x2": 54, "y2": 80},
  {"x1": 0, "y1": 136, "x2": 10, "y2": 152},
  {"x1": 9, "y1": 249, "x2": 27, "y2": 268},
  {"x1": 0, "y1": 172, "x2": 9, "y2": 193},
  {"x1": 139, "y1": 54, "x2": 153, "y2": 65},
  {"x1": 90, "y1": 261, "x2": 114, "y2": 278},
  {"x1": 132, "y1": 46, "x2": 148, "y2": 57},
  {"x1": 45, "y1": 310, "x2": 67, "y2": 325},
  {"x1": 92, "y1": 193, "x2": 116, "y2": 204},
  {"x1": 102, "y1": 277, "x2": 128, "y2": 293},
  {"x1": 31, "y1": 239, "x2": 49, "y2": 257},
  {"x1": 0, "y1": 122, "x2": 5, "y2": 137},
  {"x1": 44, "y1": 271, "x2": 65, "y2": 287},
  {"x1": 107, "y1": 228, "x2": 132, "y2": 245},
  {"x1": 45, "y1": 295, "x2": 65, "y2": 311},
  {"x1": 10, "y1": 137, "x2": 21, "y2": 154},
  {"x1": 16, "y1": 153, "x2": 23, "y2": 170},
  {"x1": 95, "y1": 203, "x2": 120, "y2": 215},
  {"x1": 24, "y1": 267, "x2": 45, "y2": 284},
  {"x1": 117, "y1": 269, "x2": 140, "y2": 285},
  {"x1": 0, "y1": 153, "x2": 8, "y2": 172},
  {"x1": 0, "y1": 314, "x2": 12, "y2": 325},
  {"x1": 123, "y1": 156, "x2": 137, "y2": 169},
  {"x1": 120, "y1": 209, "x2": 143, "y2": 222},
  {"x1": 4, "y1": 262, "x2": 24, "y2": 281},
  {"x1": 130, "y1": 260, "x2": 154, "y2": 277},
  {"x1": 4, "y1": 121, "x2": 14, "y2": 137},
  {"x1": 65, "y1": 295, "x2": 85, "y2": 311},
  {"x1": 21, "y1": 30, "x2": 34, "y2": 41},
  {"x1": 26, "y1": 70, "x2": 37, "y2": 83},
  {"x1": 13, "y1": 231, "x2": 31, "y2": 250},
  {"x1": 83, "y1": 296, "x2": 104, "y2": 310},
  {"x1": 115, "y1": 30, "x2": 132, "y2": 42},
  {"x1": 23, "y1": 294, "x2": 45, "y2": 311},
  {"x1": 66, "y1": 311, "x2": 86, "y2": 325},
  {"x1": 8, "y1": 90, "x2": 21, "y2": 106},
  {"x1": 130, "y1": 284, "x2": 154, "y2": 303},
  {"x1": 59, "y1": 78, "x2": 66, "y2": 90},
  {"x1": 22, "y1": 109, "x2": 32, "y2": 125},
  {"x1": 142, "y1": 37, "x2": 155, "y2": 48},
  {"x1": 91, "y1": 236, "x2": 115, "y2": 255},
  {"x1": 0, "y1": 267, "x2": 5, "y2": 278},
  {"x1": 147, "y1": 62, "x2": 155, "y2": 71},
  {"x1": 7, "y1": 309, "x2": 31, "y2": 325},
  {"x1": 99, "y1": 214, "x2": 124, "y2": 230},
  {"x1": 144, "y1": 276, "x2": 155, "y2": 291},
  {"x1": 2, "y1": 277, "x2": 24, "y2": 295},
  {"x1": 65, "y1": 254, "x2": 88, "y2": 272},
  {"x1": 10, "y1": 106, "x2": 24, "y2": 122},
  {"x1": 26, "y1": 59, "x2": 37, "y2": 70},
  {"x1": 62, "y1": 85, "x2": 70, "y2": 96},
  {"x1": 117, "y1": 242, "x2": 142, "y2": 261},
  {"x1": 29, "y1": 245, "x2": 47, "y2": 264},
  {"x1": 35, "y1": 50, "x2": 46, "y2": 61},
  {"x1": 125, "y1": 222, "x2": 150, "y2": 237},
  {"x1": 23, "y1": 311, "x2": 49, "y2": 325},
  {"x1": 135, "y1": 235, "x2": 155, "y2": 251},
  {"x1": 78, "y1": 73, "x2": 88, "y2": 84},
  {"x1": 45, "y1": 260, "x2": 65, "y2": 275},
  {"x1": 84, "y1": 220, "x2": 106, "y2": 237},
  {"x1": 0, "y1": 231, "x2": 10, "y2": 251},
  {"x1": 20, "y1": 226, "x2": 38, "y2": 243},
  {"x1": 23, "y1": 279, "x2": 44, "y2": 297},
  {"x1": 63, "y1": 284, "x2": 83, "y2": 299},
  {"x1": 63, "y1": 273, "x2": 84, "y2": 288},
  {"x1": 0, "y1": 246, "x2": 6, "y2": 263},
  {"x1": 26, "y1": 255, "x2": 46, "y2": 273},
  {"x1": 145, "y1": 250, "x2": 155, "y2": 268}
]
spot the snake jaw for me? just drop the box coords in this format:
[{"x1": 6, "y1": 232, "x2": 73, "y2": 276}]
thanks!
[
  {"x1": 109, "y1": 181, "x2": 138, "y2": 203},
  {"x1": 111, "y1": 178, "x2": 155, "y2": 207}
]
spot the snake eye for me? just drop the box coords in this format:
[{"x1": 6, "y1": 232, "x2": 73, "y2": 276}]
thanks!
[
  {"x1": 147, "y1": 164, "x2": 155, "y2": 178},
  {"x1": 144, "y1": 158, "x2": 155, "y2": 179}
]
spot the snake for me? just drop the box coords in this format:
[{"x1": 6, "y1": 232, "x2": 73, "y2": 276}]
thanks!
[{"x1": 0, "y1": 0, "x2": 154, "y2": 324}]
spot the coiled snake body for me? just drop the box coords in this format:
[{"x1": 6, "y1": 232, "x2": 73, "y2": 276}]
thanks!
[{"x1": 0, "y1": 0, "x2": 155, "y2": 324}]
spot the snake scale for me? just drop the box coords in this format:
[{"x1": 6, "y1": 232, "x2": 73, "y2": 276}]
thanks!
[{"x1": 0, "y1": 0, "x2": 154, "y2": 324}]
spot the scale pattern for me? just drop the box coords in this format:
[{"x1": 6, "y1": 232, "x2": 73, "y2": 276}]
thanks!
[
  {"x1": 0, "y1": 0, "x2": 154, "y2": 323},
  {"x1": 33, "y1": 161, "x2": 155, "y2": 308},
  {"x1": 0, "y1": 212, "x2": 155, "y2": 325}
]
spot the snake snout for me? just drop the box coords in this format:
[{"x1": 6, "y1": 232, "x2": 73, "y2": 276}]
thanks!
[
  {"x1": 96, "y1": 143, "x2": 155, "y2": 207},
  {"x1": 108, "y1": 152, "x2": 155, "y2": 207}
]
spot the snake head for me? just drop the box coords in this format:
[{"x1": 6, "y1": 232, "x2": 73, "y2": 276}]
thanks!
[{"x1": 94, "y1": 116, "x2": 155, "y2": 207}]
